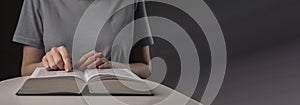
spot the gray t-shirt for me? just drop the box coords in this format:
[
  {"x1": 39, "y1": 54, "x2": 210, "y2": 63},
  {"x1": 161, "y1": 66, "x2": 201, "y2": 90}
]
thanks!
[{"x1": 13, "y1": 0, "x2": 154, "y2": 63}]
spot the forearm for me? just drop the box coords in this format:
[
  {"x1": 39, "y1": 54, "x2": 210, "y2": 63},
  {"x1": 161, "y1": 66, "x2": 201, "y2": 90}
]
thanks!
[
  {"x1": 22, "y1": 46, "x2": 45, "y2": 76},
  {"x1": 21, "y1": 62, "x2": 43, "y2": 76},
  {"x1": 111, "y1": 62, "x2": 151, "y2": 79}
]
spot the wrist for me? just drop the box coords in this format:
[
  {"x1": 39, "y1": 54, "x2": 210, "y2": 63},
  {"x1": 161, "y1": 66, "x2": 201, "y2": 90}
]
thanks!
[{"x1": 110, "y1": 61, "x2": 130, "y2": 69}]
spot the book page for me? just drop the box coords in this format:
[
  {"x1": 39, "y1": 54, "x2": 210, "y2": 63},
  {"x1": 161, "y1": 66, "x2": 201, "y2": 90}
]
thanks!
[
  {"x1": 84, "y1": 69, "x2": 142, "y2": 81},
  {"x1": 30, "y1": 67, "x2": 85, "y2": 81}
]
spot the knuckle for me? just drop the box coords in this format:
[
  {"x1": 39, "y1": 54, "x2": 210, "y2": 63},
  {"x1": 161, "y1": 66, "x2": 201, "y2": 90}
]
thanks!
[
  {"x1": 87, "y1": 57, "x2": 94, "y2": 62},
  {"x1": 51, "y1": 47, "x2": 57, "y2": 51},
  {"x1": 58, "y1": 46, "x2": 66, "y2": 50},
  {"x1": 96, "y1": 58, "x2": 101, "y2": 62},
  {"x1": 46, "y1": 52, "x2": 51, "y2": 57},
  {"x1": 94, "y1": 52, "x2": 100, "y2": 56},
  {"x1": 98, "y1": 53, "x2": 103, "y2": 57}
]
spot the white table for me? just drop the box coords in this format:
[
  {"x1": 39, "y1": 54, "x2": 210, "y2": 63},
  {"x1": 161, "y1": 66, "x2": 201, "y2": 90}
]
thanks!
[{"x1": 0, "y1": 77, "x2": 201, "y2": 105}]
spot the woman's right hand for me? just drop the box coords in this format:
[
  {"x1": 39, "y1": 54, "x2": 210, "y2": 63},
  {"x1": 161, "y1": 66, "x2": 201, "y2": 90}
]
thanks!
[{"x1": 42, "y1": 46, "x2": 72, "y2": 71}]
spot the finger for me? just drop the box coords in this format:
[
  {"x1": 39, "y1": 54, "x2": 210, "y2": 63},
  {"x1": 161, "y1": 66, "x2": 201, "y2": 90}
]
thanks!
[
  {"x1": 42, "y1": 56, "x2": 50, "y2": 70},
  {"x1": 100, "y1": 58, "x2": 108, "y2": 64},
  {"x1": 46, "y1": 53, "x2": 57, "y2": 70},
  {"x1": 87, "y1": 58, "x2": 105, "y2": 69},
  {"x1": 57, "y1": 46, "x2": 72, "y2": 72},
  {"x1": 76, "y1": 50, "x2": 96, "y2": 68},
  {"x1": 51, "y1": 48, "x2": 64, "y2": 69},
  {"x1": 79, "y1": 52, "x2": 104, "y2": 70},
  {"x1": 97, "y1": 63, "x2": 105, "y2": 69},
  {"x1": 105, "y1": 61, "x2": 112, "y2": 68},
  {"x1": 97, "y1": 61, "x2": 111, "y2": 69}
]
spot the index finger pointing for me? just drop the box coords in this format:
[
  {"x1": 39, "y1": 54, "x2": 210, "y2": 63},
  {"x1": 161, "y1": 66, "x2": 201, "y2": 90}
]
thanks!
[{"x1": 57, "y1": 46, "x2": 72, "y2": 72}]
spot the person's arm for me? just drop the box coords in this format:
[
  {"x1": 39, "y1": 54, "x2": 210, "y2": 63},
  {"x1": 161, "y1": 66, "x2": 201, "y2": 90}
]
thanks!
[
  {"x1": 111, "y1": 46, "x2": 151, "y2": 79},
  {"x1": 21, "y1": 46, "x2": 44, "y2": 76},
  {"x1": 21, "y1": 46, "x2": 72, "y2": 76},
  {"x1": 76, "y1": 46, "x2": 152, "y2": 79}
]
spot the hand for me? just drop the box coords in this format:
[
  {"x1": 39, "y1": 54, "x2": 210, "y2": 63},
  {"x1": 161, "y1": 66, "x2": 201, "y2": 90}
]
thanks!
[
  {"x1": 76, "y1": 50, "x2": 112, "y2": 71},
  {"x1": 42, "y1": 46, "x2": 72, "y2": 71}
]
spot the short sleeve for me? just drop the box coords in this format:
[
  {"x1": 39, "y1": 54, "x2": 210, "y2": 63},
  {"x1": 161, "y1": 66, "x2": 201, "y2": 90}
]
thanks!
[
  {"x1": 133, "y1": 0, "x2": 154, "y2": 48},
  {"x1": 13, "y1": 0, "x2": 44, "y2": 50}
]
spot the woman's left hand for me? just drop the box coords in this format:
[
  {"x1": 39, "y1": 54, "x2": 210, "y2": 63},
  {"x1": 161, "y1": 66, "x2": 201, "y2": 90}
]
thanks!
[{"x1": 76, "y1": 50, "x2": 112, "y2": 70}]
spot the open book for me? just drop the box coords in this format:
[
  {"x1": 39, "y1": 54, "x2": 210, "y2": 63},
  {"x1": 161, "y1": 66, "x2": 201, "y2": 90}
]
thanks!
[{"x1": 17, "y1": 67, "x2": 152, "y2": 95}]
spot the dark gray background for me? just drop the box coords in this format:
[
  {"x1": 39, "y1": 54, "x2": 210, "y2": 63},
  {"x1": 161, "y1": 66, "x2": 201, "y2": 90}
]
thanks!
[{"x1": 1, "y1": 0, "x2": 300, "y2": 105}]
